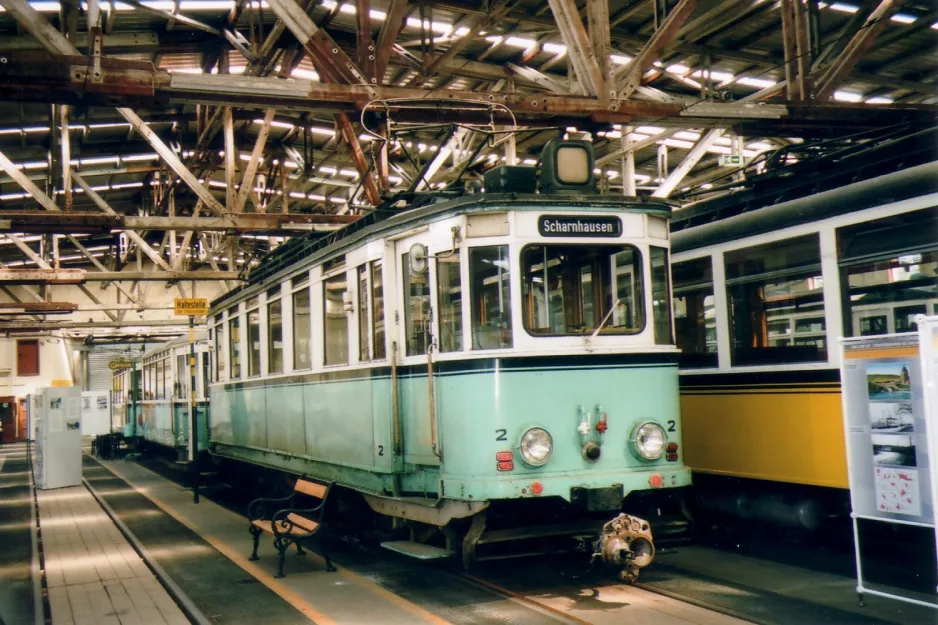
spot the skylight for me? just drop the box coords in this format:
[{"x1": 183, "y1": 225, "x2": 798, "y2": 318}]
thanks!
[{"x1": 833, "y1": 90, "x2": 863, "y2": 102}]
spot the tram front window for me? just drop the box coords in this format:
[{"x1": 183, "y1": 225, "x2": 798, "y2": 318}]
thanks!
[{"x1": 521, "y1": 245, "x2": 644, "y2": 336}]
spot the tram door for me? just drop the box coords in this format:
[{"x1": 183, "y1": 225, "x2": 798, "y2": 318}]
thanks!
[{"x1": 395, "y1": 233, "x2": 441, "y2": 466}]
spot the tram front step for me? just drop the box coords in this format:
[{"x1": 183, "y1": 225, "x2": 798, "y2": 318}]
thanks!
[{"x1": 380, "y1": 540, "x2": 455, "y2": 560}]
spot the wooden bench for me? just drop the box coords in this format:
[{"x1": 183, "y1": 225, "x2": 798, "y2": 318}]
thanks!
[{"x1": 247, "y1": 476, "x2": 336, "y2": 578}]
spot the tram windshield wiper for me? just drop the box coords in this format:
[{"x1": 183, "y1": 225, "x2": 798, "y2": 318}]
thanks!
[{"x1": 588, "y1": 299, "x2": 621, "y2": 341}]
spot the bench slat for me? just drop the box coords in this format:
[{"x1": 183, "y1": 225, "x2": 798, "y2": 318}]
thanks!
[
  {"x1": 286, "y1": 513, "x2": 319, "y2": 533},
  {"x1": 295, "y1": 479, "x2": 328, "y2": 500}
]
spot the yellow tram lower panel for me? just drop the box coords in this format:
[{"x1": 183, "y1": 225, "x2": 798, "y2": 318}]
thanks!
[{"x1": 680, "y1": 387, "x2": 848, "y2": 489}]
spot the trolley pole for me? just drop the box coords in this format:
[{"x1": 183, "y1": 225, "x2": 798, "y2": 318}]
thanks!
[{"x1": 175, "y1": 297, "x2": 208, "y2": 505}]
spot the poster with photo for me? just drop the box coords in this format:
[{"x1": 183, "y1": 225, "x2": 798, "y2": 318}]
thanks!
[
  {"x1": 873, "y1": 466, "x2": 922, "y2": 516},
  {"x1": 868, "y1": 402, "x2": 914, "y2": 433},
  {"x1": 871, "y1": 433, "x2": 917, "y2": 467},
  {"x1": 867, "y1": 361, "x2": 912, "y2": 401}
]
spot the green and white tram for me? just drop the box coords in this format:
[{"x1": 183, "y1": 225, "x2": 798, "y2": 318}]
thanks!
[
  {"x1": 111, "y1": 335, "x2": 211, "y2": 455},
  {"x1": 207, "y1": 140, "x2": 690, "y2": 577}
]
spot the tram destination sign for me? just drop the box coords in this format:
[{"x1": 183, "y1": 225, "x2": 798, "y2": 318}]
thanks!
[{"x1": 538, "y1": 215, "x2": 622, "y2": 238}]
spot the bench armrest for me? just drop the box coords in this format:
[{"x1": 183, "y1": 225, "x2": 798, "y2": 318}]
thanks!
[
  {"x1": 270, "y1": 507, "x2": 324, "y2": 538},
  {"x1": 248, "y1": 494, "x2": 294, "y2": 521}
]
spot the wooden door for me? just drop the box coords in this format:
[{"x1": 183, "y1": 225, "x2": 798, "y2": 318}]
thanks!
[{"x1": 17, "y1": 398, "x2": 27, "y2": 441}]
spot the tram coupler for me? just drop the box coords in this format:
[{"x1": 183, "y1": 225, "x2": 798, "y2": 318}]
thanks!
[{"x1": 596, "y1": 513, "x2": 655, "y2": 583}]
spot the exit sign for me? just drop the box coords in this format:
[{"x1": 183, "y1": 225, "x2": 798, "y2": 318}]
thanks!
[{"x1": 718, "y1": 154, "x2": 744, "y2": 167}]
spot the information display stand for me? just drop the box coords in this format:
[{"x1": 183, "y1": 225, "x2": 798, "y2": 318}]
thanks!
[{"x1": 840, "y1": 330, "x2": 938, "y2": 609}]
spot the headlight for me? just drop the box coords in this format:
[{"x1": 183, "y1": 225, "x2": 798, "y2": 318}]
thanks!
[
  {"x1": 519, "y1": 427, "x2": 553, "y2": 466},
  {"x1": 631, "y1": 422, "x2": 667, "y2": 460}
]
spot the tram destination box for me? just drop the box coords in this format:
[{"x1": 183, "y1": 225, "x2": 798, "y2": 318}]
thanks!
[{"x1": 483, "y1": 166, "x2": 537, "y2": 194}]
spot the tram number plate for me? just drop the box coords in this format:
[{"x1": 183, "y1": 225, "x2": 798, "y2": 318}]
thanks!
[{"x1": 538, "y1": 215, "x2": 622, "y2": 238}]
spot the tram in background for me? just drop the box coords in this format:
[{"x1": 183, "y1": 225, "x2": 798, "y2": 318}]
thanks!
[
  {"x1": 206, "y1": 139, "x2": 690, "y2": 579},
  {"x1": 111, "y1": 335, "x2": 211, "y2": 457},
  {"x1": 670, "y1": 133, "x2": 938, "y2": 529}
]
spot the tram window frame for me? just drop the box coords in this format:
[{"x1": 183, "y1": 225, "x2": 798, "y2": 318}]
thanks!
[
  {"x1": 247, "y1": 305, "x2": 261, "y2": 378},
  {"x1": 724, "y1": 234, "x2": 827, "y2": 366},
  {"x1": 292, "y1": 280, "x2": 312, "y2": 371},
  {"x1": 837, "y1": 208, "x2": 938, "y2": 338},
  {"x1": 402, "y1": 252, "x2": 432, "y2": 356},
  {"x1": 323, "y1": 272, "x2": 350, "y2": 366},
  {"x1": 214, "y1": 316, "x2": 226, "y2": 382},
  {"x1": 267, "y1": 292, "x2": 284, "y2": 375},
  {"x1": 371, "y1": 260, "x2": 386, "y2": 360},
  {"x1": 650, "y1": 246, "x2": 673, "y2": 345},
  {"x1": 437, "y1": 250, "x2": 464, "y2": 353},
  {"x1": 469, "y1": 245, "x2": 513, "y2": 350},
  {"x1": 672, "y1": 256, "x2": 718, "y2": 368},
  {"x1": 519, "y1": 244, "x2": 645, "y2": 338},
  {"x1": 229, "y1": 313, "x2": 242, "y2": 379},
  {"x1": 358, "y1": 265, "x2": 371, "y2": 361}
]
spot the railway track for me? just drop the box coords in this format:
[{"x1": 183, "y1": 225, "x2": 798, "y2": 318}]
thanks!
[{"x1": 92, "y1": 454, "x2": 928, "y2": 625}]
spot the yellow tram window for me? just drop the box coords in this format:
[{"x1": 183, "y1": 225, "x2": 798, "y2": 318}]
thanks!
[
  {"x1": 673, "y1": 257, "x2": 717, "y2": 368},
  {"x1": 725, "y1": 234, "x2": 826, "y2": 366},
  {"x1": 837, "y1": 208, "x2": 938, "y2": 337}
]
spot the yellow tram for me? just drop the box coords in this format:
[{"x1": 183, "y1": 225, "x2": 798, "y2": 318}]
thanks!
[{"x1": 671, "y1": 159, "x2": 938, "y2": 525}]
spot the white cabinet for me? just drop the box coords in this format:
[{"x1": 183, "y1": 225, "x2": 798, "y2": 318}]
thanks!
[{"x1": 35, "y1": 387, "x2": 82, "y2": 490}]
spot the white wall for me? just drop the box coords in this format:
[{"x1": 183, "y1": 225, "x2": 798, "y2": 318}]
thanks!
[{"x1": 0, "y1": 336, "x2": 75, "y2": 399}]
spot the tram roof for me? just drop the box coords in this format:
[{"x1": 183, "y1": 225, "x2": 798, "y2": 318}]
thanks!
[
  {"x1": 671, "y1": 160, "x2": 938, "y2": 255},
  {"x1": 212, "y1": 192, "x2": 672, "y2": 312}
]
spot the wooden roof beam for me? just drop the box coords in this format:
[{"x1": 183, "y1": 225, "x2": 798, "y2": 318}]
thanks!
[
  {"x1": 615, "y1": 0, "x2": 699, "y2": 101},
  {"x1": 814, "y1": 0, "x2": 906, "y2": 101}
]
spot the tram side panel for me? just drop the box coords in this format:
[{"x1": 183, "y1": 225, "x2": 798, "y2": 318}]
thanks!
[{"x1": 679, "y1": 373, "x2": 847, "y2": 489}]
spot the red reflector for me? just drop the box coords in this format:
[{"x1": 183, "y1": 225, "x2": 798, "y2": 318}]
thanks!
[
  {"x1": 497, "y1": 461, "x2": 514, "y2": 471},
  {"x1": 531, "y1": 482, "x2": 544, "y2": 495},
  {"x1": 496, "y1": 451, "x2": 513, "y2": 462},
  {"x1": 667, "y1": 442, "x2": 678, "y2": 452},
  {"x1": 667, "y1": 453, "x2": 679, "y2": 461},
  {"x1": 649, "y1": 474, "x2": 664, "y2": 488}
]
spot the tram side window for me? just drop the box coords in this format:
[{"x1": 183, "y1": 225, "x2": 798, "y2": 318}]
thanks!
[
  {"x1": 650, "y1": 247, "x2": 673, "y2": 345},
  {"x1": 837, "y1": 208, "x2": 938, "y2": 337},
  {"x1": 470, "y1": 246, "x2": 513, "y2": 349},
  {"x1": 372, "y1": 261, "x2": 386, "y2": 360},
  {"x1": 155, "y1": 359, "x2": 164, "y2": 400},
  {"x1": 229, "y1": 315, "x2": 242, "y2": 378},
  {"x1": 293, "y1": 286, "x2": 311, "y2": 370},
  {"x1": 247, "y1": 307, "x2": 261, "y2": 377},
  {"x1": 358, "y1": 266, "x2": 370, "y2": 361},
  {"x1": 324, "y1": 274, "x2": 350, "y2": 366},
  {"x1": 402, "y1": 253, "x2": 431, "y2": 356},
  {"x1": 437, "y1": 253, "x2": 463, "y2": 352},
  {"x1": 673, "y1": 257, "x2": 717, "y2": 368},
  {"x1": 725, "y1": 234, "x2": 826, "y2": 366},
  {"x1": 175, "y1": 354, "x2": 186, "y2": 399},
  {"x1": 214, "y1": 321, "x2": 226, "y2": 382},
  {"x1": 268, "y1": 298, "x2": 283, "y2": 374}
]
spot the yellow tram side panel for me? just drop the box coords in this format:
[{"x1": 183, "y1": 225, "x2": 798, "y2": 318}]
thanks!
[{"x1": 680, "y1": 384, "x2": 848, "y2": 489}]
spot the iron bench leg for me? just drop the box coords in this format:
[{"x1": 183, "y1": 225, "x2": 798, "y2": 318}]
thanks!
[{"x1": 249, "y1": 526, "x2": 261, "y2": 561}]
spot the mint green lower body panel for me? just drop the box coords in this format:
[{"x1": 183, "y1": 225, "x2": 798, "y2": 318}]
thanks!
[
  {"x1": 211, "y1": 354, "x2": 691, "y2": 505},
  {"x1": 137, "y1": 401, "x2": 209, "y2": 449}
]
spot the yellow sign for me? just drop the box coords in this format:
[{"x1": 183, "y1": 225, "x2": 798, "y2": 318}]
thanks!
[
  {"x1": 174, "y1": 298, "x2": 209, "y2": 316},
  {"x1": 109, "y1": 358, "x2": 133, "y2": 371}
]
